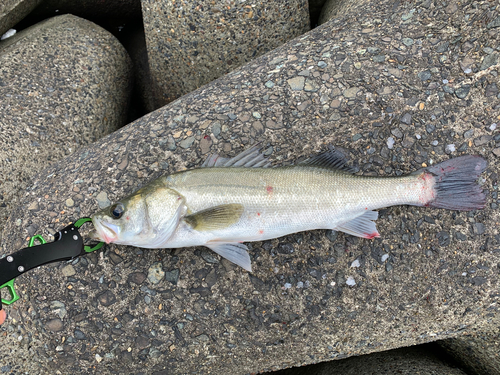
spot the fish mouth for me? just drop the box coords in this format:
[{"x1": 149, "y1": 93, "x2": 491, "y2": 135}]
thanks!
[{"x1": 91, "y1": 218, "x2": 119, "y2": 244}]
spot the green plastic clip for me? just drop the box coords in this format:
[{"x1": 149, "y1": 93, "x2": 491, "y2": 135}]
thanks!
[
  {"x1": 74, "y1": 217, "x2": 105, "y2": 253},
  {"x1": 28, "y1": 234, "x2": 47, "y2": 247},
  {"x1": 1, "y1": 279, "x2": 19, "y2": 305},
  {"x1": 1, "y1": 233, "x2": 47, "y2": 305},
  {"x1": 1, "y1": 218, "x2": 104, "y2": 306}
]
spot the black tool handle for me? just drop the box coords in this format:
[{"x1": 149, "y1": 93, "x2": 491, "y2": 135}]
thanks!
[{"x1": 0, "y1": 224, "x2": 84, "y2": 285}]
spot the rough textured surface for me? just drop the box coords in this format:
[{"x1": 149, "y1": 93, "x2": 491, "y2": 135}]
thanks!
[
  {"x1": 273, "y1": 344, "x2": 467, "y2": 374},
  {"x1": 319, "y1": 0, "x2": 370, "y2": 25},
  {"x1": 0, "y1": 14, "x2": 132, "y2": 244},
  {"x1": 1, "y1": 0, "x2": 500, "y2": 374},
  {"x1": 141, "y1": 0, "x2": 310, "y2": 106},
  {"x1": 0, "y1": 0, "x2": 42, "y2": 35},
  {"x1": 438, "y1": 318, "x2": 500, "y2": 375}
]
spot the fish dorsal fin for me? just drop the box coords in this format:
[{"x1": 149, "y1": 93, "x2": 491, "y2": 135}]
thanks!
[
  {"x1": 300, "y1": 148, "x2": 355, "y2": 173},
  {"x1": 205, "y1": 241, "x2": 252, "y2": 272},
  {"x1": 201, "y1": 144, "x2": 271, "y2": 168},
  {"x1": 184, "y1": 204, "x2": 244, "y2": 231}
]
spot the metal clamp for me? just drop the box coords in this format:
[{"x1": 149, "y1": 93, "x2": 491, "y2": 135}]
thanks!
[{"x1": 0, "y1": 219, "x2": 104, "y2": 307}]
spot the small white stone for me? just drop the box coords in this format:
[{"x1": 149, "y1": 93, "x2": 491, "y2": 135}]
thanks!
[
  {"x1": 490, "y1": 123, "x2": 497, "y2": 131},
  {"x1": 1, "y1": 29, "x2": 16, "y2": 40},
  {"x1": 297, "y1": 281, "x2": 304, "y2": 288},
  {"x1": 387, "y1": 137, "x2": 395, "y2": 149},
  {"x1": 284, "y1": 283, "x2": 292, "y2": 289},
  {"x1": 446, "y1": 144, "x2": 456, "y2": 153},
  {"x1": 415, "y1": 134, "x2": 421, "y2": 139},
  {"x1": 351, "y1": 259, "x2": 360, "y2": 268},
  {"x1": 95, "y1": 354, "x2": 103, "y2": 363},
  {"x1": 381, "y1": 254, "x2": 389, "y2": 262},
  {"x1": 346, "y1": 276, "x2": 356, "y2": 286}
]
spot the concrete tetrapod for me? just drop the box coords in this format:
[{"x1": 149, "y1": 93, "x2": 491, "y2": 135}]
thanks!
[{"x1": 0, "y1": 0, "x2": 499, "y2": 373}]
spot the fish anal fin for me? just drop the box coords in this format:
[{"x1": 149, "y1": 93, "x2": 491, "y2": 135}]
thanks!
[
  {"x1": 184, "y1": 204, "x2": 244, "y2": 231},
  {"x1": 206, "y1": 241, "x2": 252, "y2": 272},
  {"x1": 334, "y1": 210, "x2": 380, "y2": 239}
]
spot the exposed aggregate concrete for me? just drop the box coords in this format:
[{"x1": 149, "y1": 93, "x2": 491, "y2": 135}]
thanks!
[
  {"x1": 0, "y1": 0, "x2": 499, "y2": 374},
  {"x1": 0, "y1": 14, "x2": 132, "y2": 245},
  {"x1": 142, "y1": 0, "x2": 310, "y2": 106}
]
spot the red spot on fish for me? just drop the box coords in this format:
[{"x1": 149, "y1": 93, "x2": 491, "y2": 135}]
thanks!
[
  {"x1": 364, "y1": 232, "x2": 380, "y2": 239},
  {"x1": 257, "y1": 212, "x2": 261, "y2": 216},
  {"x1": 258, "y1": 229, "x2": 264, "y2": 235},
  {"x1": 177, "y1": 196, "x2": 182, "y2": 200},
  {"x1": 266, "y1": 185, "x2": 273, "y2": 195},
  {"x1": 126, "y1": 216, "x2": 130, "y2": 221},
  {"x1": 420, "y1": 172, "x2": 433, "y2": 181},
  {"x1": 419, "y1": 173, "x2": 436, "y2": 205}
]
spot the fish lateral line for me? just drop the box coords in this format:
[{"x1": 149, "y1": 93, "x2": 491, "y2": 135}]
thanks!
[{"x1": 90, "y1": 145, "x2": 488, "y2": 271}]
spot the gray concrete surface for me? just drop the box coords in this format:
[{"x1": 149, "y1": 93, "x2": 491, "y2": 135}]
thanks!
[
  {"x1": 0, "y1": 0, "x2": 42, "y2": 35},
  {"x1": 141, "y1": 0, "x2": 310, "y2": 107},
  {"x1": 272, "y1": 344, "x2": 468, "y2": 374},
  {"x1": 0, "y1": 0, "x2": 499, "y2": 374},
  {"x1": 438, "y1": 318, "x2": 500, "y2": 375},
  {"x1": 319, "y1": 0, "x2": 370, "y2": 25},
  {"x1": 0, "y1": 14, "x2": 132, "y2": 246}
]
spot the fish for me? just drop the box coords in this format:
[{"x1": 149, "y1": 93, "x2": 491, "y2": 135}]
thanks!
[{"x1": 90, "y1": 145, "x2": 487, "y2": 272}]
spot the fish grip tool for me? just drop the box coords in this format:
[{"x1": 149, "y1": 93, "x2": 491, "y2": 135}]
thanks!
[{"x1": 0, "y1": 218, "x2": 104, "y2": 311}]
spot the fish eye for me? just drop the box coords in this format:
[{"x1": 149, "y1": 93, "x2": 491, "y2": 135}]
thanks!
[{"x1": 110, "y1": 203, "x2": 125, "y2": 219}]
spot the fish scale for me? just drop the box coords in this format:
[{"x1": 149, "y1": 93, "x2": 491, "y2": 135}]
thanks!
[
  {"x1": 91, "y1": 146, "x2": 486, "y2": 272},
  {"x1": 165, "y1": 166, "x2": 423, "y2": 243}
]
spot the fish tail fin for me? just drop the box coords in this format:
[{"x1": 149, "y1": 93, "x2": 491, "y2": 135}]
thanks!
[{"x1": 423, "y1": 155, "x2": 487, "y2": 211}]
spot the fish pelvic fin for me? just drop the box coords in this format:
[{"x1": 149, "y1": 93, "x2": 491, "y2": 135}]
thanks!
[
  {"x1": 206, "y1": 241, "x2": 252, "y2": 272},
  {"x1": 334, "y1": 210, "x2": 380, "y2": 239},
  {"x1": 421, "y1": 155, "x2": 487, "y2": 211},
  {"x1": 184, "y1": 204, "x2": 244, "y2": 231}
]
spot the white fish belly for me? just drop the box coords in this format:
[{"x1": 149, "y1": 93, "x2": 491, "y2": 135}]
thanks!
[{"x1": 162, "y1": 166, "x2": 428, "y2": 247}]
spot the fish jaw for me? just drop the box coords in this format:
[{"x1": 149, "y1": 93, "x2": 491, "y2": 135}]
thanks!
[{"x1": 91, "y1": 218, "x2": 120, "y2": 244}]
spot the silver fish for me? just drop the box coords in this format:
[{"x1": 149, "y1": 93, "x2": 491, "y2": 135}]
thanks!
[{"x1": 91, "y1": 145, "x2": 487, "y2": 271}]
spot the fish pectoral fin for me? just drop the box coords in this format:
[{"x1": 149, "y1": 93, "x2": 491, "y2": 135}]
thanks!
[
  {"x1": 334, "y1": 210, "x2": 381, "y2": 239},
  {"x1": 184, "y1": 204, "x2": 244, "y2": 231},
  {"x1": 206, "y1": 241, "x2": 252, "y2": 272}
]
